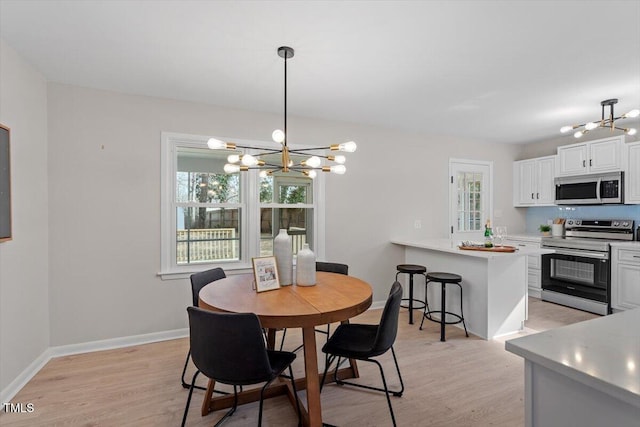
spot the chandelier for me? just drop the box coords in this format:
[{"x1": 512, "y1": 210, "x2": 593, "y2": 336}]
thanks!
[
  {"x1": 206, "y1": 46, "x2": 356, "y2": 178},
  {"x1": 560, "y1": 98, "x2": 639, "y2": 138}
]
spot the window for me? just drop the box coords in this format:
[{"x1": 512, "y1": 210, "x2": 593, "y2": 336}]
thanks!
[{"x1": 160, "y1": 133, "x2": 325, "y2": 278}]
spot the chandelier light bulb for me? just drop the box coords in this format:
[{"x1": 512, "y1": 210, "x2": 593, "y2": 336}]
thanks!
[
  {"x1": 259, "y1": 170, "x2": 268, "y2": 178},
  {"x1": 333, "y1": 155, "x2": 346, "y2": 164},
  {"x1": 224, "y1": 164, "x2": 240, "y2": 173},
  {"x1": 574, "y1": 131, "x2": 584, "y2": 138},
  {"x1": 627, "y1": 128, "x2": 637, "y2": 136},
  {"x1": 307, "y1": 170, "x2": 317, "y2": 179},
  {"x1": 207, "y1": 138, "x2": 227, "y2": 149},
  {"x1": 305, "y1": 156, "x2": 322, "y2": 168},
  {"x1": 584, "y1": 122, "x2": 599, "y2": 131},
  {"x1": 560, "y1": 126, "x2": 574, "y2": 133},
  {"x1": 623, "y1": 109, "x2": 640, "y2": 118},
  {"x1": 272, "y1": 129, "x2": 285, "y2": 143},
  {"x1": 241, "y1": 154, "x2": 259, "y2": 166},
  {"x1": 330, "y1": 165, "x2": 347, "y2": 174},
  {"x1": 227, "y1": 154, "x2": 240, "y2": 163},
  {"x1": 338, "y1": 141, "x2": 357, "y2": 152}
]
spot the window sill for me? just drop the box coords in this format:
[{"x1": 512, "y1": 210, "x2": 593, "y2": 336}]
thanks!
[{"x1": 158, "y1": 264, "x2": 253, "y2": 280}]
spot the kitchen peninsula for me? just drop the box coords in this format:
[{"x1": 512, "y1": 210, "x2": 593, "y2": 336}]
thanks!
[
  {"x1": 506, "y1": 308, "x2": 640, "y2": 427},
  {"x1": 391, "y1": 238, "x2": 553, "y2": 339}
]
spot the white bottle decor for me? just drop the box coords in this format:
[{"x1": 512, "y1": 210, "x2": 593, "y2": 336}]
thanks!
[
  {"x1": 274, "y1": 229, "x2": 293, "y2": 286},
  {"x1": 296, "y1": 243, "x2": 316, "y2": 286}
]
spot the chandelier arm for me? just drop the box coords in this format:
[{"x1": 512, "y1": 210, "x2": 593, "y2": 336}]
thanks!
[{"x1": 287, "y1": 146, "x2": 334, "y2": 153}]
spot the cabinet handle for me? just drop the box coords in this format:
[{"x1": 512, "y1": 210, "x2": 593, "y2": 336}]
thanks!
[
  {"x1": 582, "y1": 160, "x2": 586, "y2": 167},
  {"x1": 590, "y1": 159, "x2": 593, "y2": 166},
  {"x1": 531, "y1": 193, "x2": 534, "y2": 199},
  {"x1": 633, "y1": 256, "x2": 640, "y2": 258},
  {"x1": 536, "y1": 192, "x2": 539, "y2": 199},
  {"x1": 518, "y1": 244, "x2": 526, "y2": 247}
]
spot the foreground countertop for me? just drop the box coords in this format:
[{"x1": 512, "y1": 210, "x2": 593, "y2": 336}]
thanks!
[
  {"x1": 506, "y1": 308, "x2": 640, "y2": 409},
  {"x1": 391, "y1": 237, "x2": 553, "y2": 259}
]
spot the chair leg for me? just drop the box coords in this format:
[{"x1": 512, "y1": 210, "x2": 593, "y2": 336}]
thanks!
[
  {"x1": 181, "y1": 349, "x2": 207, "y2": 391},
  {"x1": 213, "y1": 385, "x2": 238, "y2": 427},
  {"x1": 320, "y1": 354, "x2": 335, "y2": 391},
  {"x1": 372, "y1": 358, "x2": 397, "y2": 427},
  {"x1": 288, "y1": 365, "x2": 302, "y2": 426},
  {"x1": 258, "y1": 377, "x2": 278, "y2": 427},
  {"x1": 180, "y1": 350, "x2": 191, "y2": 389},
  {"x1": 279, "y1": 328, "x2": 287, "y2": 351},
  {"x1": 181, "y1": 371, "x2": 200, "y2": 427},
  {"x1": 390, "y1": 346, "x2": 405, "y2": 397}
]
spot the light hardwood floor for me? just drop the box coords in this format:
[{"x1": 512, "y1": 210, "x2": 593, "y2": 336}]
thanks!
[{"x1": 1, "y1": 298, "x2": 597, "y2": 426}]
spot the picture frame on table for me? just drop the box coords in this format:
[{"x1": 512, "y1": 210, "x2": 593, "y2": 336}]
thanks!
[
  {"x1": 0, "y1": 124, "x2": 11, "y2": 243},
  {"x1": 252, "y1": 256, "x2": 280, "y2": 292}
]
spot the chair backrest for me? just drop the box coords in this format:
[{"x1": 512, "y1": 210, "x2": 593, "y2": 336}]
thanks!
[
  {"x1": 371, "y1": 281, "x2": 403, "y2": 356},
  {"x1": 316, "y1": 261, "x2": 349, "y2": 275},
  {"x1": 189, "y1": 268, "x2": 226, "y2": 307},
  {"x1": 187, "y1": 307, "x2": 274, "y2": 385}
]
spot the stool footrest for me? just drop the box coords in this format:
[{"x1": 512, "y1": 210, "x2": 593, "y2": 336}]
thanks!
[
  {"x1": 400, "y1": 298, "x2": 426, "y2": 311},
  {"x1": 422, "y1": 310, "x2": 464, "y2": 325}
]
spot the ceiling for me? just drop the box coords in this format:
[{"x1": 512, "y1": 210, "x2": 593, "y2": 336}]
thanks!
[{"x1": 1, "y1": 0, "x2": 639, "y2": 145}]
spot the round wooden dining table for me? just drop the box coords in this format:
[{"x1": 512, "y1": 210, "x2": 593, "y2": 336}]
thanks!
[{"x1": 198, "y1": 271, "x2": 373, "y2": 427}]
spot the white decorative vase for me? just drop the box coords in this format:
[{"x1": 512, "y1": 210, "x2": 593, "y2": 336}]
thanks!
[
  {"x1": 296, "y1": 243, "x2": 316, "y2": 286},
  {"x1": 274, "y1": 229, "x2": 293, "y2": 286}
]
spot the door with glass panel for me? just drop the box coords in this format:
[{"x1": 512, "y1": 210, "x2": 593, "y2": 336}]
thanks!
[{"x1": 449, "y1": 160, "x2": 492, "y2": 242}]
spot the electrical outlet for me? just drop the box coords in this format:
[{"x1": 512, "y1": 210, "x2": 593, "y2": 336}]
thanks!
[{"x1": 414, "y1": 220, "x2": 422, "y2": 229}]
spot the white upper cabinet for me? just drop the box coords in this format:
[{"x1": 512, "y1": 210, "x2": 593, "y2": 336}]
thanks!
[
  {"x1": 513, "y1": 155, "x2": 556, "y2": 206},
  {"x1": 626, "y1": 142, "x2": 640, "y2": 204},
  {"x1": 556, "y1": 136, "x2": 625, "y2": 176}
]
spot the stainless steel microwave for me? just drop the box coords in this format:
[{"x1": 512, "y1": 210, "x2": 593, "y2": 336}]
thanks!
[{"x1": 554, "y1": 171, "x2": 624, "y2": 205}]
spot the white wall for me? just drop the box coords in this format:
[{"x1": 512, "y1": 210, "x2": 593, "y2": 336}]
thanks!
[
  {"x1": 0, "y1": 39, "x2": 50, "y2": 393},
  {"x1": 46, "y1": 83, "x2": 526, "y2": 346}
]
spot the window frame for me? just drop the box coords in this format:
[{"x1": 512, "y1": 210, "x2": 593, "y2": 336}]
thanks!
[{"x1": 159, "y1": 132, "x2": 325, "y2": 280}]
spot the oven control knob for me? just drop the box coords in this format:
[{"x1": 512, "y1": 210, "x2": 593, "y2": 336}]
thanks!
[
  {"x1": 567, "y1": 220, "x2": 574, "y2": 225},
  {"x1": 622, "y1": 221, "x2": 629, "y2": 227},
  {"x1": 576, "y1": 220, "x2": 581, "y2": 225},
  {"x1": 614, "y1": 221, "x2": 620, "y2": 227}
]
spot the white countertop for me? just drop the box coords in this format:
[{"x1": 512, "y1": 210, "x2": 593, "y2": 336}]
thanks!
[
  {"x1": 506, "y1": 233, "x2": 544, "y2": 243},
  {"x1": 610, "y1": 241, "x2": 640, "y2": 248},
  {"x1": 391, "y1": 237, "x2": 553, "y2": 259},
  {"x1": 506, "y1": 308, "x2": 640, "y2": 409}
]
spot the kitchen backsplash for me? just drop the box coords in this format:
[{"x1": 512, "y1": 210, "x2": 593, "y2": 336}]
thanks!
[{"x1": 525, "y1": 205, "x2": 640, "y2": 233}]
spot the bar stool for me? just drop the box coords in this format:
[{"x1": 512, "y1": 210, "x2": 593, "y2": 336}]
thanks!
[
  {"x1": 395, "y1": 264, "x2": 427, "y2": 324},
  {"x1": 420, "y1": 272, "x2": 468, "y2": 341}
]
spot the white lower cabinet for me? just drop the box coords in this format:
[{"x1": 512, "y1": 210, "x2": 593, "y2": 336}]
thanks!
[
  {"x1": 611, "y1": 246, "x2": 640, "y2": 310},
  {"x1": 506, "y1": 237, "x2": 542, "y2": 298}
]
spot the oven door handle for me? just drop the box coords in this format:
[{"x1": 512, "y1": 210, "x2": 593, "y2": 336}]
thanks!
[{"x1": 550, "y1": 248, "x2": 609, "y2": 259}]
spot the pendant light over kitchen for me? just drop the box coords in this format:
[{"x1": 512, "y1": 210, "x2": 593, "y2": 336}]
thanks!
[
  {"x1": 207, "y1": 46, "x2": 356, "y2": 178},
  {"x1": 560, "y1": 99, "x2": 639, "y2": 138}
]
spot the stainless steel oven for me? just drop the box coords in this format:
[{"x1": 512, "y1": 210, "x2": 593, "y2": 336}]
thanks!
[{"x1": 541, "y1": 218, "x2": 634, "y2": 315}]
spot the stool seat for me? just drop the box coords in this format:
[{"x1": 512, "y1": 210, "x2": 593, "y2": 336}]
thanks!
[
  {"x1": 426, "y1": 272, "x2": 461, "y2": 283},
  {"x1": 397, "y1": 264, "x2": 427, "y2": 274}
]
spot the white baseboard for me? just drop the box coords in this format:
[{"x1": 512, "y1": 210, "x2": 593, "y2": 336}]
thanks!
[
  {"x1": 0, "y1": 328, "x2": 188, "y2": 403},
  {"x1": 0, "y1": 347, "x2": 52, "y2": 404}
]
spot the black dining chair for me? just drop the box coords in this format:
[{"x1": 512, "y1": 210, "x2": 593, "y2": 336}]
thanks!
[
  {"x1": 281, "y1": 261, "x2": 349, "y2": 352},
  {"x1": 320, "y1": 281, "x2": 405, "y2": 427},
  {"x1": 181, "y1": 267, "x2": 227, "y2": 390},
  {"x1": 181, "y1": 307, "x2": 301, "y2": 427}
]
